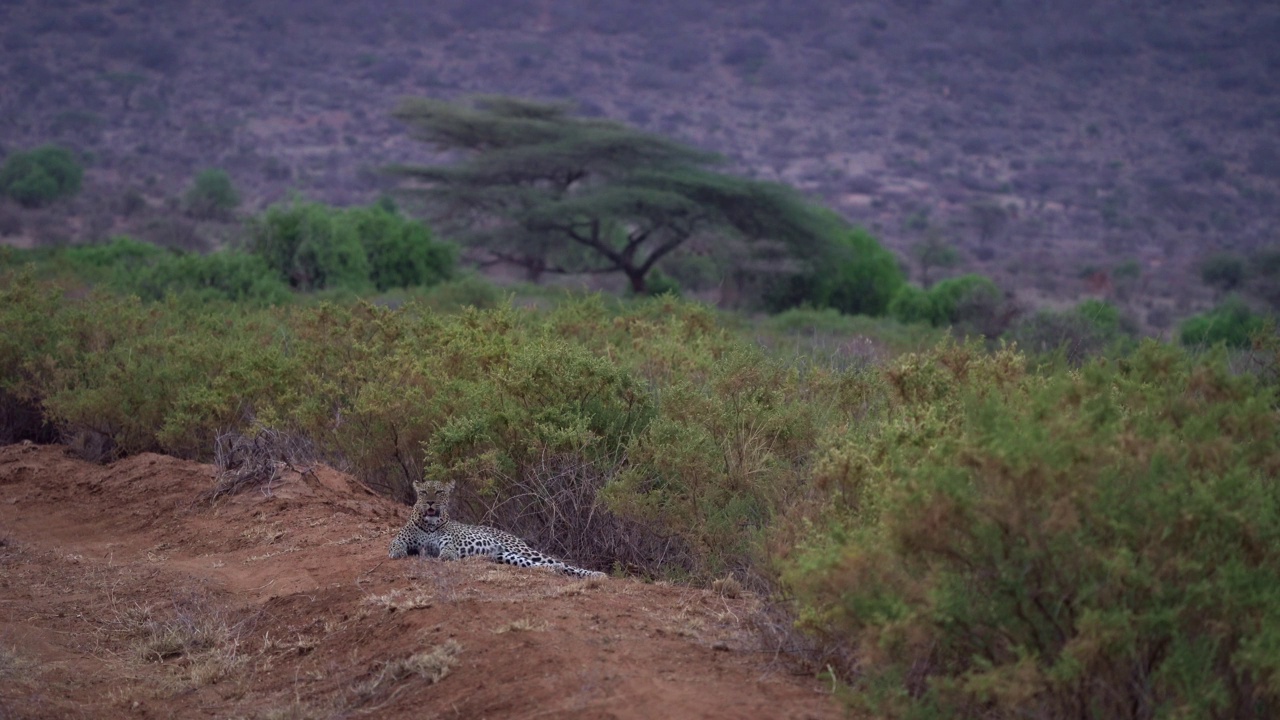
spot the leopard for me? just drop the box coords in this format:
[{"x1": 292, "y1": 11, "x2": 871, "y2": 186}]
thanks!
[{"x1": 388, "y1": 479, "x2": 605, "y2": 579}]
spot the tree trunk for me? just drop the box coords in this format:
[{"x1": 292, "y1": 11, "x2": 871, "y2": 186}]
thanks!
[
  {"x1": 524, "y1": 257, "x2": 545, "y2": 283},
  {"x1": 627, "y1": 269, "x2": 647, "y2": 295}
]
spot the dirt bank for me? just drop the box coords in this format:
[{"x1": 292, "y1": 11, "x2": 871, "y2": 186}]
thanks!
[{"x1": 0, "y1": 443, "x2": 839, "y2": 719}]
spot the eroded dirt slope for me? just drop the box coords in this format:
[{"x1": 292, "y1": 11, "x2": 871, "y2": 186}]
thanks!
[{"x1": 0, "y1": 443, "x2": 839, "y2": 720}]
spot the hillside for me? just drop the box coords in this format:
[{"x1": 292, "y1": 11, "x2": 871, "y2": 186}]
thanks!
[
  {"x1": 0, "y1": 442, "x2": 839, "y2": 719},
  {"x1": 1, "y1": 0, "x2": 1278, "y2": 321}
]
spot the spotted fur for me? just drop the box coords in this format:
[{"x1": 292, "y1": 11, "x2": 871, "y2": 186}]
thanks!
[{"x1": 388, "y1": 479, "x2": 605, "y2": 579}]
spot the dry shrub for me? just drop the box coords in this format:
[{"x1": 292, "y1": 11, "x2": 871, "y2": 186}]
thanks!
[
  {"x1": 749, "y1": 599, "x2": 857, "y2": 680},
  {"x1": 710, "y1": 574, "x2": 742, "y2": 599},
  {"x1": 460, "y1": 451, "x2": 693, "y2": 577},
  {"x1": 63, "y1": 427, "x2": 118, "y2": 463},
  {"x1": 204, "y1": 427, "x2": 317, "y2": 503}
]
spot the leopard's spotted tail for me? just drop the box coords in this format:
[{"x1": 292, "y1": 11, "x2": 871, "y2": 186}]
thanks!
[{"x1": 495, "y1": 550, "x2": 605, "y2": 579}]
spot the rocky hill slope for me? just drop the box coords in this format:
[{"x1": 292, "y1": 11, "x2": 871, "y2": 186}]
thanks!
[{"x1": 1, "y1": 0, "x2": 1277, "y2": 317}]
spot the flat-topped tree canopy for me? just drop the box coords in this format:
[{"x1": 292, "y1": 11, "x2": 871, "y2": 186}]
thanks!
[{"x1": 390, "y1": 95, "x2": 837, "y2": 293}]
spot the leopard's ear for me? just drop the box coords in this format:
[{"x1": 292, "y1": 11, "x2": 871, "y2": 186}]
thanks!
[
  {"x1": 441, "y1": 480, "x2": 456, "y2": 494},
  {"x1": 411, "y1": 478, "x2": 431, "y2": 495}
]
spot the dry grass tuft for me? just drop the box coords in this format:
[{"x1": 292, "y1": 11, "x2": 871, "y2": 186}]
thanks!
[
  {"x1": 0, "y1": 641, "x2": 37, "y2": 684},
  {"x1": 553, "y1": 574, "x2": 607, "y2": 597},
  {"x1": 204, "y1": 427, "x2": 318, "y2": 503},
  {"x1": 711, "y1": 574, "x2": 742, "y2": 599},
  {"x1": 492, "y1": 618, "x2": 548, "y2": 634},
  {"x1": 353, "y1": 640, "x2": 461, "y2": 705},
  {"x1": 105, "y1": 593, "x2": 252, "y2": 688},
  {"x1": 362, "y1": 588, "x2": 434, "y2": 612}
]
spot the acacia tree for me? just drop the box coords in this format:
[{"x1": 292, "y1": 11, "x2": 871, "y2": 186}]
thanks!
[{"x1": 390, "y1": 96, "x2": 835, "y2": 294}]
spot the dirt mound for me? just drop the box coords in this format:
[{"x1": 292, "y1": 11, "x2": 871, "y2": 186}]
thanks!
[{"x1": 0, "y1": 443, "x2": 838, "y2": 719}]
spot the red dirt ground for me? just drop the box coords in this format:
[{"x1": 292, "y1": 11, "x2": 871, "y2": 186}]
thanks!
[{"x1": 0, "y1": 443, "x2": 842, "y2": 719}]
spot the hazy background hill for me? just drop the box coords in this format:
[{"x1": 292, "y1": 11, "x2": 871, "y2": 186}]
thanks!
[{"x1": 2, "y1": 0, "x2": 1278, "y2": 326}]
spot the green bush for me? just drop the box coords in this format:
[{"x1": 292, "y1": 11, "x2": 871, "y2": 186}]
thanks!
[
  {"x1": 887, "y1": 283, "x2": 940, "y2": 325},
  {"x1": 182, "y1": 168, "x2": 240, "y2": 220},
  {"x1": 780, "y1": 341, "x2": 1280, "y2": 718},
  {"x1": 1180, "y1": 297, "x2": 1271, "y2": 349},
  {"x1": 246, "y1": 200, "x2": 371, "y2": 292},
  {"x1": 889, "y1": 274, "x2": 1005, "y2": 332},
  {"x1": 767, "y1": 226, "x2": 905, "y2": 316},
  {"x1": 818, "y1": 227, "x2": 905, "y2": 316},
  {"x1": 416, "y1": 274, "x2": 504, "y2": 311},
  {"x1": 62, "y1": 235, "x2": 166, "y2": 274},
  {"x1": 343, "y1": 205, "x2": 455, "y2": 291},
  {"x1": 1006, "y1": 299, "x2": 1134, "y2": 365},
  {"x1": 635, "y1": 268, "x2": 681, "y2": 297},
  {"x1": 247, "y1": 200, "x2": 454, "y2": 293},
  {"x1": 0, "y1": 273, "x2": 298, "y2": 459},
  {"x1": 49, "y1": 236, "x2": 289, "y2": 306},
  {"x1": 129, "y1": 251, "x2": 290, "y2": 306},
  {"x1": 0, "y1": 145, "x2": 83, "y2": 208}
]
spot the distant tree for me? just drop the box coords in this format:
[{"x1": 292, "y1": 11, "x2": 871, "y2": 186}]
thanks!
[
  {"x1": 911, "y1": 230, "x2": 959, "y2": 288},
  {"x1": 970, "y1": 201, "x2": 1008, "y2": 253},
  {"x1": 1199, "y1": 252, "x2": 1245, "y2": 296},
  {"x1": 390, "y1": 96, "x2": 835, "y2": 294},
  {"x1": 182, "y1": 168, "x2": 240, "y2": 220},
  {"x1": 0, "y1": 145, "x2": 83, "y2": 208}
]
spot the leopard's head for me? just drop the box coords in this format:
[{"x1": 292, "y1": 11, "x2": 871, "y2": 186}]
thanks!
[{"x1": 411, "y1": 479, "x2": 455, "y2": 524}]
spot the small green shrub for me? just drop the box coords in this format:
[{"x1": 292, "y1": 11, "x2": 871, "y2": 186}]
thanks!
[
  {"x1": 887, "y1": 283, "x2": 941, "y2": 325},
  {"x1": 128, "y1": 251, "x2": 290, "y2": 306},
  {"x1": 343, "y1": 205, "x2": 455, "y2": 291},
  {"x1": 247, "y1": 200, "x2": 453, "y2": 293},
  {"x1": 49, "y1": 237, "x2": 290, "y2": 306},
  {"x1": 1006, "y1": 298, "x2": 1134, "y2": 365},
  {"x1": 1180, "y1": 297, "x2": 1271, "y2": 348},
  {"x1": 246, "y1": 200, "x2": 371, "y2": 292},
  {"x1": 62, "y1": 236, "x2": 166, "y2": 275},
  {"x1": 417, "y1": 274, "x2": 503, "y2": 311},
  {"x1": 890, "y1": 274, "x2": 1005, "y2": 332},
  {"x1": 767, "y1": 226, "x2": 905, "y2": 317},
  {"x1": 182, "y1": 169, "x2": 240, "y2": 220},
  {"x1": 0, "y1": 145, "x2": 83, "y2": 208},
  {"x1": 636, "y1": 268, "x2": 681, "y2": 297}
]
